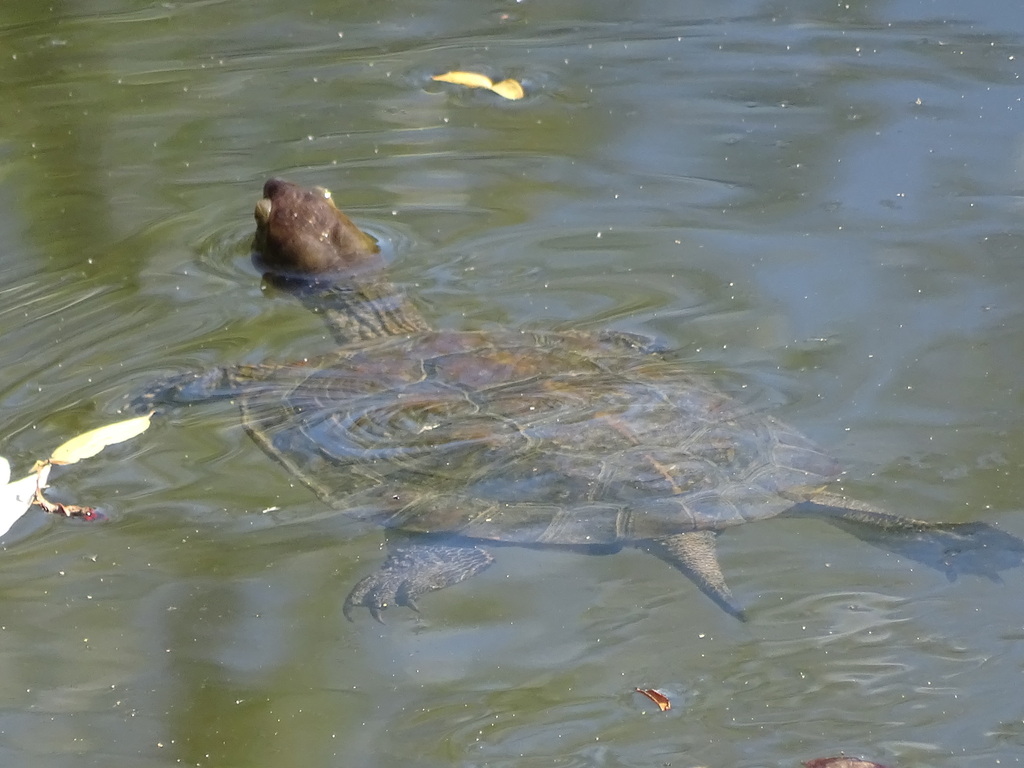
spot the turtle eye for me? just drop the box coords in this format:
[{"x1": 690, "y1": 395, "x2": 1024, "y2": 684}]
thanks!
[{"x1": 313, "y1": 186, "x2": 332, "y2": 200}]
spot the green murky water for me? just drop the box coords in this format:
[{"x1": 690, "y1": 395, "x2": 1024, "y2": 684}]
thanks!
[{"x1": 2, "y1": 1, "x2": 1024, "y2": 766}]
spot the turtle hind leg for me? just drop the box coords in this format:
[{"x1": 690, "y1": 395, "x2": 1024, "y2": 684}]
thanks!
[
  {"x1": 791, "y1": 492, "x2": 1024, "y2": 582},
  {"x1": 642, "y1": 531, "x2": 747, "y2": 621},
  {"x1": 343, "y1": 543, "x2": 494, "y2": 621}
]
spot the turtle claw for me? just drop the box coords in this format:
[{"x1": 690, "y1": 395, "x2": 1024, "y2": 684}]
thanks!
[
  {"x1": 399, "y1": 594, "x2": 421, "y2": 614},
  {"x1": 342, "y1": 575, "x2": 396, "y2": 622},
  {"x1": 342, "y1": 543, "x2": 494, "y2": 621}
]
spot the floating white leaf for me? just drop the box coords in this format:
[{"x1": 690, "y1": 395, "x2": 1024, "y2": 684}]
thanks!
[
  {"x1": 0, "y1": 464, "x2": 51, "y2": 538},
  {"x1": 49, "y1": 413, "x2": 153, "y2": 466}
]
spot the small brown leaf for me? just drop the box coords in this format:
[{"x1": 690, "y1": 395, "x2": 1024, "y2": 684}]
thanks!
[
  {"x1": 49, "y1": 413, "x2": 153, "y2": 465},
  {"x1": 804, "y1": 758, "x2": 889, "y2": 768},
  {"x1": 432, "y1": 71, "x2": 525, "y2": 101},
  {"x1": 33, "y1": 490, "x2": 104, "y2": 521},
  {"x1": 635, "y1": 687, "x2": 672, "y2": 711}
]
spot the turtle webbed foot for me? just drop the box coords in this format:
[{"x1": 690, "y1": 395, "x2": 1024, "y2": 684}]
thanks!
[
  {"x1": 343, "y1": 542, "x2": 494, "y2": 621},
  {"x1": 829, "y1": 519, "x2": 1024, "y2": 582},
  {"x1": 925, "y1": 521, "x2": 1024, "y2": 582}
]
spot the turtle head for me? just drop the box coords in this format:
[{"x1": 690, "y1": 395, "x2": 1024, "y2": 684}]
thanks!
[{"x1": 253, "y1": 178, "x2": 382, "y2": 279}]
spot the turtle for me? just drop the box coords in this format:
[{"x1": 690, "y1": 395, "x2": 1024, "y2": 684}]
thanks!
[{"x1": 139, "y1": 178, "x2": 1024, "y2": 621}]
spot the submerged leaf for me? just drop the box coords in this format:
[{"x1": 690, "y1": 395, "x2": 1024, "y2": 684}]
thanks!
[
  {"x1": 804, "y1": 758, "x2": 889, "y2": 768},
  {"x1": 432, "y1": 71, "x2": 525, "y2": 101},
  {"x1": 634, "y1": 687, "x2": 672, "y2": 711},
  {"x1": 0, "y1": 456, "x2": 9, "y2": 486},
  {"x1": 0, "y1": 464, "x2": 51, "y2": 538},
  {"x1": 49, "y1": 413, "x2": 153, "y2": 466}
]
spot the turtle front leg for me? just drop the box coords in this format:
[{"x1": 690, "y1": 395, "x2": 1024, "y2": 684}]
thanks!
[
  {"x1": 343, "y1": 542, "x2": 494, "y2": 621},
  {"x1": 130, "y1": 365, "x2": 282, "y2": 413}
]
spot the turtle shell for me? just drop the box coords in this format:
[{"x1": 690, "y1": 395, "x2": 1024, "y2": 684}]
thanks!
[{"x1": 227, "y1": 328, "x2": 840, "y2": 545}]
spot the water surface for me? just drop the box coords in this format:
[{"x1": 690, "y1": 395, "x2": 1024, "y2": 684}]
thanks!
[{"x1": 2, "y1": 1, "x2": 1024, "y2": 766}]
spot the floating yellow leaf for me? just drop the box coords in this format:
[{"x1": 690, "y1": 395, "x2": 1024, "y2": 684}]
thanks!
[
  {"x1": 432, "y1": 71, "x2": 524, "y2": 101},
  {"x1": 490, "y1": 78, "x2": 525, "y2": 100},
  {"x1": 433, "y1": 71, "x2": 495, "y2": 89},
  {"x1": 49, "y1": 413, "x2": 153, "y2": 466}
]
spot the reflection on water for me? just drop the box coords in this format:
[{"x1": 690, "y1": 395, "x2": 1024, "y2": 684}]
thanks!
[{"x1": 2, "y1": 0, "x2": 1024, "y2": 766}]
